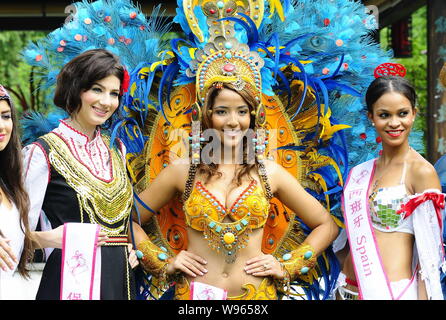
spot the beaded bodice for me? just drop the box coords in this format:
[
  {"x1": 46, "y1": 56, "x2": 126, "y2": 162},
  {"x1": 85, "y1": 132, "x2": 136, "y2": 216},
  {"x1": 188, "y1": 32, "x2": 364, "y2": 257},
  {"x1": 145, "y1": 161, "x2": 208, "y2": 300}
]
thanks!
[
  {"x1": 40, "y1": 132, "x2": 133, "y2": 235},
  {"x1": 183, "y1": 179, "x2": 270, "y2": 263},
  {"x1": 184, "y1": 179, "x2": 269, "y2": 230}
]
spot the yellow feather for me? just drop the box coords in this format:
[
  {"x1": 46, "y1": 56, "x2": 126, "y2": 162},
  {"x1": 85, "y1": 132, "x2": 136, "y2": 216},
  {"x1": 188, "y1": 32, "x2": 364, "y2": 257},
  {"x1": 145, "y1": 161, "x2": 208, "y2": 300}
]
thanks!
[
  {"x1": 318, "y1": 107, "x2": 351, "y2": 141},
  {"x1": 268, "y1": 0, "x2": 285, "y2": 21},
  {"x1": 188, "y1": 48, "x2": 196, "y2": 59},
  {"x1": 126, "y1": 154, "x2": 137, "y2": 182},
  {"x1": 130, "y1": 82, "x2": 137, "y2": 95},
  {"x1": 149, "y1": 60, "x2": 170, "y2": 72},
  {"x1": 309, "y1": 172, "x2": 330, "y2": 211},
  {"x1": 158, "y1": 50, "x2": 174, "y2": 58}
]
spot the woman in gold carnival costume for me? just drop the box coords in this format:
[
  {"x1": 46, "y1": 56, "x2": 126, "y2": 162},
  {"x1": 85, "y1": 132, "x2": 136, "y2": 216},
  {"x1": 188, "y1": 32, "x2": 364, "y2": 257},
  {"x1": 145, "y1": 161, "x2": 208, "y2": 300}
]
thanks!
[
  {"x1": 132, "y1": 78, "x2": 339, "y2": 299},
  {"x1": 0, "y1": 85, "x2": 34, "y2": 299},
  {"x1": 335, "y1": 69, "x2": 445, "y2": 300},
  {"x1": 22, "y1": 0, "x2": 426, "y2": 299},
  {"x1": 21, "y1": 49, "x2": 139, "y2": 300}
]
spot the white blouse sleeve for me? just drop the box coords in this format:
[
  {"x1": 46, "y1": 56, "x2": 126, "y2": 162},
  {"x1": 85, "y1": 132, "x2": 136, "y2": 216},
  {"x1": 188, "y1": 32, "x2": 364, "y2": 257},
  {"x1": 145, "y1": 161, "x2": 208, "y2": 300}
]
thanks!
[
  {"x1": 22, "y1": 143, "x2": 50, "y2": 232},
  {"x1": 409, "y1": 190, "x2": 446, "y2": 300}
]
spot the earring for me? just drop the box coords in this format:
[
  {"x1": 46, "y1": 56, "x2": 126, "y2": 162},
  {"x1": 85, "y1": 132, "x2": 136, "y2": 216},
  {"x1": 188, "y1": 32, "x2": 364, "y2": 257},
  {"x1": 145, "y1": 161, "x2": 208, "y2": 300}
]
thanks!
[
  {"x1": 190, "y1": 103, "x2": 202, "y2": 164},
  {"x1": 253, "y1": 128, "x2": 268, "y2": 161},
  {"x1": 253, "y1": 103, "x2": 267, "y2": 161},
  {"x1": 371, "y1": 122, "x2": 375, "y2": 127}
]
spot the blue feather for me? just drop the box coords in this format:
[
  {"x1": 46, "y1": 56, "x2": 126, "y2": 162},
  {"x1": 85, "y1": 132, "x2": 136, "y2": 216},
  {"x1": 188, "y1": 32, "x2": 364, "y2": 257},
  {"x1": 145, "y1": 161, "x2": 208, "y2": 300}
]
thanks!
[{"x1": 20, "y1": 110, "x2": 68, "y2": 145}]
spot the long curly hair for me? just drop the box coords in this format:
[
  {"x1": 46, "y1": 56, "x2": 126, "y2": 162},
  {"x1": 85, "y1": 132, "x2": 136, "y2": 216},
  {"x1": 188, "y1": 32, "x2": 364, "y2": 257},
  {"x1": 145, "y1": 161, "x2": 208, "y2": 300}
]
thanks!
[{"x1": 198, "y1": 83, "x2": 260, "y2": 187}]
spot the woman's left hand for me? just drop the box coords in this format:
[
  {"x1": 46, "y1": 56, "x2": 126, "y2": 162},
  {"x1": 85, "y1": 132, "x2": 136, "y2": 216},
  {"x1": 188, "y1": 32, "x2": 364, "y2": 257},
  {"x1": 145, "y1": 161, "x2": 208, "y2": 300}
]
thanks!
[
  {"x1": 244, "y1": 254, "x2": 284, "y2": 279},
  {"x1": 127, "y1": 243, "x2": 139, "y2": 269}
]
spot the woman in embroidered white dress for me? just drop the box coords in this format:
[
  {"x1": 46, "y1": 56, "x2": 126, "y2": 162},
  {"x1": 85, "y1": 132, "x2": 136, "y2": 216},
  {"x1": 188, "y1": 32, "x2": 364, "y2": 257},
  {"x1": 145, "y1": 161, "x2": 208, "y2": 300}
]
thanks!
[
  {"x1": 336, "y1": 75, "x2": 444, "y2": 300},
  {"x1": 23, "y1": 49, "x2": 138, "y2": 300},
  {"x1": 0, "y1": 85, "x2": 34, "y2": 299}
]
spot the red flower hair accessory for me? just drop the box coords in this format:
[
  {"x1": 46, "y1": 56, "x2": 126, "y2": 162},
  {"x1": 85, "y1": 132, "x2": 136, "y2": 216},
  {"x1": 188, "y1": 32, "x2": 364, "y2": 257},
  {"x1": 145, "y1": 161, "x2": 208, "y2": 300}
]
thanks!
[
  {"x1": 120, "y1": 68, "x2": 130, "y2": 95},
  {"x1": 373, "y1": 62, "x2": 406, "y2": 78}
]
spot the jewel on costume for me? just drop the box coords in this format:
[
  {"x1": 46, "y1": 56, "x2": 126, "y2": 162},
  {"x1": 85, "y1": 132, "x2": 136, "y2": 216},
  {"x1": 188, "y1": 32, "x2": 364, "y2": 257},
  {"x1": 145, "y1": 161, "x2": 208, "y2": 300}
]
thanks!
[
  {"x1": 223, "y1": 63, "x2": 235, "y2": 72},
  {"x1": 190, "y1": 103, "x2": 202, "y2": 165}
]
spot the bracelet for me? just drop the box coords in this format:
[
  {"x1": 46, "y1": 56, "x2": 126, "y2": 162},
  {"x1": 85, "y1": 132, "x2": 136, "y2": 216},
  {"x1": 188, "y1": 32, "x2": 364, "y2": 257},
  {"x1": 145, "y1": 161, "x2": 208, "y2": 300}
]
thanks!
[
  {"x1": 274, "y1": 261, "x2": 291, "y2": 295},
  {"x1": 278, "y1": 243, "x2": 316, "y2": 281},
  {"x1": 136, "y1": 239, "x2": 170, "y2": 279}
]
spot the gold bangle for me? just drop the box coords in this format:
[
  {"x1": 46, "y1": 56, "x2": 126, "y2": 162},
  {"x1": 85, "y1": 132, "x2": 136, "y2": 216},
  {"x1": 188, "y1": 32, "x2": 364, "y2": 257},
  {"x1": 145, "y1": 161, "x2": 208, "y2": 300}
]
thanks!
[
  {"x1": 279, "y1": 243, "x2": 316, "y2": 281},
  {"x1": 136, "y1": 239, "x2": 170, "y2": 278}
]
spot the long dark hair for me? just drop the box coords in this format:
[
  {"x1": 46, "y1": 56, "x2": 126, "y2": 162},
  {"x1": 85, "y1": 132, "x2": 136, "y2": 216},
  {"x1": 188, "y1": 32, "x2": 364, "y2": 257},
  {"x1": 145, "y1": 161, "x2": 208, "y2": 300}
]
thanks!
[
  {"x1": 0, "y1": 92, "x2": 33, "y2": 277},
  {"x1": 198, "y1": 83, "x2": 258, "y2": 186}
]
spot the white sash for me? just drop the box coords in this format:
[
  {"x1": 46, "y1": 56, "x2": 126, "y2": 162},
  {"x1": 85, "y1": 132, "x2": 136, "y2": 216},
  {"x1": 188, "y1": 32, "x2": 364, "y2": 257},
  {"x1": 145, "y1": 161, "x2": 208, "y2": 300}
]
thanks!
[
  {"x1": 342, "y1": 159, "x2": 394, "y2": 299},
  {"x1": 60, "y1": 223, "x2": 101, "y2": 300},
  {"x1": 190, "y1": 281, "x2": 228, "y2": 300}
]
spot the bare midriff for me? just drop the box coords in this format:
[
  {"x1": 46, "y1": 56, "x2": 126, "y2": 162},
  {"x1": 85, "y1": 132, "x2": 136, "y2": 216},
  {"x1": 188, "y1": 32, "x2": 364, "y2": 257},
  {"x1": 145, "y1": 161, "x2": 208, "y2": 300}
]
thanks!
[
  {"x1": 186, "y1": 227, "x2": 266, "y2": 296},
  {"x1": 342, "y1": 229, "x2": 414, "y2": 291}
]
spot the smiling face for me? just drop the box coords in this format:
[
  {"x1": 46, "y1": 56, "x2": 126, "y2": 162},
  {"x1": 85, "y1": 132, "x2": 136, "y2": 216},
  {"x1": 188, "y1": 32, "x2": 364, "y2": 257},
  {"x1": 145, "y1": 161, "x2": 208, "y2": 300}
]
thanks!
[
  {"x1": 73, "y1": 74, "x2": 121, "y2": 133},
  {"x1": 368, "y1": 91, "x2": 416, "y2": 148},
  {"x1": 210, "y1": 88, "x2": 252, "y2": 149},
  {"x1": 0, "y1": 100, "x2": 13, "y2": 151}
]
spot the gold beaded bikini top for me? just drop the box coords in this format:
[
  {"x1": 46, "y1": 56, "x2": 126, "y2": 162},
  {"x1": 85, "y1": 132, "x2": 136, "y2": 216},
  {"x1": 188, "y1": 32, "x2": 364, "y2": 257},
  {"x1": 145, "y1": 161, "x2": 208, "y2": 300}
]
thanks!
[
  {"x1": 183, "y1": 179, "x2": 270, "y2": 263},
  {"x1": 184, "y1": 179, "x2": 269, "y2": 229}
]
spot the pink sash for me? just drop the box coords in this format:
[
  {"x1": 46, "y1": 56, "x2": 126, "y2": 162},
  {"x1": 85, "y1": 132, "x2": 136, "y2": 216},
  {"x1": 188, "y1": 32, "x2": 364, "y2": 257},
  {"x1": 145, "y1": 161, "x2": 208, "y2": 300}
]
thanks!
[
  {"x1": 60, "y1": 223, "x2": 101, "y2": 300},
  {"x1": 344, "y1": 160, "x2": 446, "y2": 300},
  {"x1": 342, "y1": 159, "x2": 394, "y2": 299}
]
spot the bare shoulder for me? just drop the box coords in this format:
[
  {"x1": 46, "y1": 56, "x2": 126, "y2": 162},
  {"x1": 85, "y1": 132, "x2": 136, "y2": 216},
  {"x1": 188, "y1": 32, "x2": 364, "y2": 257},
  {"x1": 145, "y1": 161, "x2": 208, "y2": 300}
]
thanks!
[
  {"x1": 407, "y1": 151, "x2": 441, "y2": 193},
  {"x1": 261, "y1": 159, "x2": 298, "y2": 193},
  {"x1": 262, "y1": 159, "x2": 287, "y2": 180},
  {"x1": 170, "y1": 159, "x2": 191, "y2": 173},
  {"x1": 409, "y1": 152, "x2": 437, "y2": 179},
  {"x1": 262, "y1": 159, "x2": 282, "y2": 173}
]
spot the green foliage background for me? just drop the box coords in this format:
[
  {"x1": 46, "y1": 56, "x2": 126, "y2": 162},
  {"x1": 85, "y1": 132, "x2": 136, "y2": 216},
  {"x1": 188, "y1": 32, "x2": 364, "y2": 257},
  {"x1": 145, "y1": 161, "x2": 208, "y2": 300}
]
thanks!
[
  {"x1": 379, "y1": 6, "x2": 427, "y2": 151},
  {"x1": 0, "y1": 31, "x2": 50, "y2": 113}
]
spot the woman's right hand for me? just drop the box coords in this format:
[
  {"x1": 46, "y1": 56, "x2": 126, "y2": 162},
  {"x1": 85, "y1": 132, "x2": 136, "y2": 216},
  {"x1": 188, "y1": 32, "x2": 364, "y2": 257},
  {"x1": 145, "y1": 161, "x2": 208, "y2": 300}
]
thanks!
[
  {"x1": 0, "y1": 235, "x2": 18, "y2": 271},
  {"x1": 32, "y1": 225, "x2": 109, "y2": 249},
  {"x1": 166, "y1": 250, "x2": 208, "y2": 277}
]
